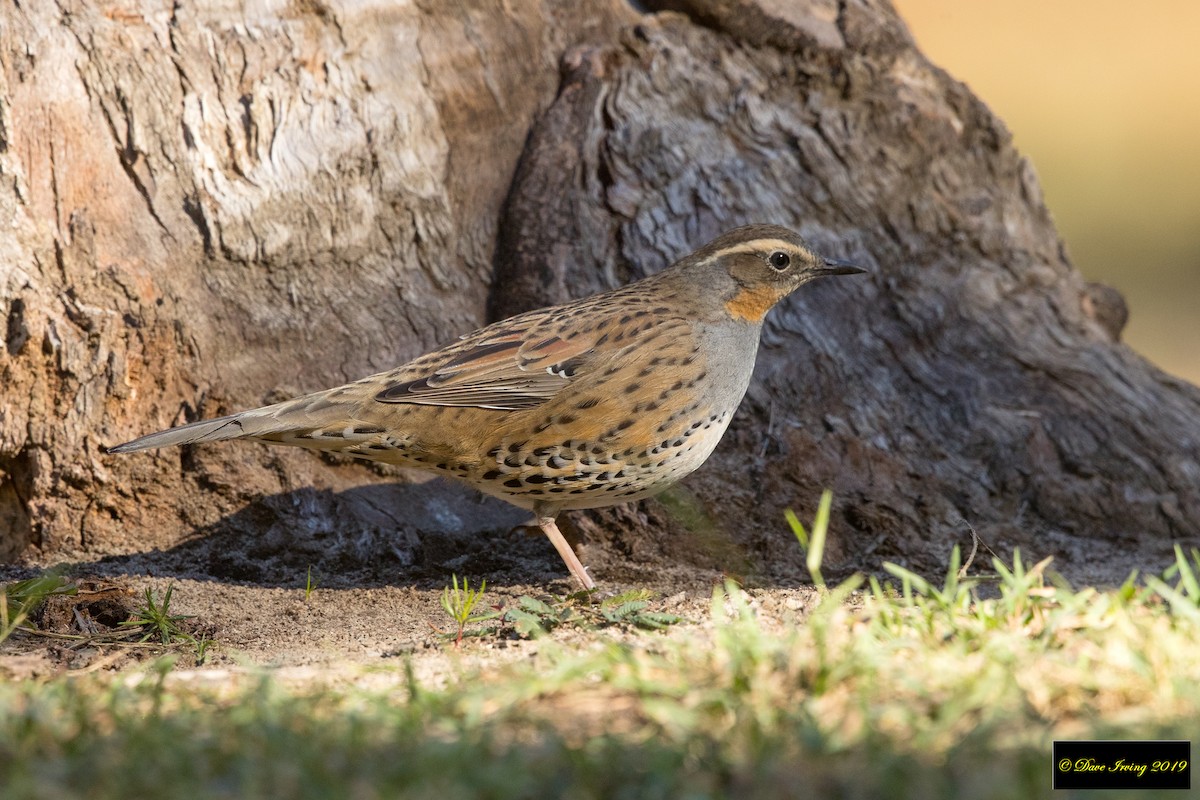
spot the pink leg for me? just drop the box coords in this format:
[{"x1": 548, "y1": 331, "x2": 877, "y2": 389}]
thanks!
[{"x1": 538, "y1": 515, "x2": 595, "y2": 590}]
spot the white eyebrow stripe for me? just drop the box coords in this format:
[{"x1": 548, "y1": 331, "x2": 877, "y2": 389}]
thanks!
[{"x1": 702, "y1": 239, "x2": 813, "y2": 265}]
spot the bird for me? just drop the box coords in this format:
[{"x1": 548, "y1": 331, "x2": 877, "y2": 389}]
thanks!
[{"x1": 108, "y1": 224, "x2": 866, "y2": 590}]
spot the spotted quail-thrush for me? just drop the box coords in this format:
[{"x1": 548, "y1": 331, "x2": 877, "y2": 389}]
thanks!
[{"x1": 109, "y1": 224, "x2": 866, "y2": 589}]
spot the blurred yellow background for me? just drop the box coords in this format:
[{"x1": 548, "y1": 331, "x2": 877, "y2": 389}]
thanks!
[{"x1": 894, "y1": 0, "x2": 1200, "y2": 385}]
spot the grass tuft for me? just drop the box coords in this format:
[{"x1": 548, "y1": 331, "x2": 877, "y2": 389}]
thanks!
[
  {"x1": 1, "y1": 573, "x2": 77, "y2": 644},
  {"x1": 4, "y1": 503, "x2": 1200, "y2": 798}
]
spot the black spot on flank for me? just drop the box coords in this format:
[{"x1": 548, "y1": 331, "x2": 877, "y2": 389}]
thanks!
[
  {"x1": 508, "y1": 441, "x2": 528, "y2": 453},
  {"x1": 671, "y1": 439, "x2": 685, "y2": 448},
  {"x1": 504, "y1": 478, "x2": 524, "y2": 488},
  {"x1": 591, "y1": 446, "x2": 605, "y2": 455},
  {"x1": 548, "y1": 487, "x2": 566, "y2": 493},
  {"x1": 353, "y1": 426, "x2": 385, "y2": 435},
  {"x1": 595, "y1": 332, "x2": 610, "y2": 346},
  {"x1": 617, "y1": 419, "x2": 634, "y2": 430},
  {"x1": 534, "y1": 446, "x2": 557, "y2": 456},
  {"x1": 619, "y1": 314, "x2": 632, "y2": 325},
  {"x1": 576, "y1": 398, "x2": 601, "y2": 409},
  {"x1": 653, "y1": 306, "x2": 670, "y2": 314},
  {"x1": 504, "y1": 455, "x2": 523, "y2": 468},
  {"x1": 624, "y1": 382, "x2": 641, "y2": 394},
  {"x1": 558, "y1": 414, "x2": 578, "y2": 425},
  {"x1": 524, "y1": 475, "x2": 552, "y2": 484},
  {"x1": 487, "y1": 446, "x2": 502, "y2": 458},
  {"x1": 671, "y1": 381, "x2": 684, "y2": 391},
  {"x1": 482, "y1": 470, "x2": 502, "y2": 480}
]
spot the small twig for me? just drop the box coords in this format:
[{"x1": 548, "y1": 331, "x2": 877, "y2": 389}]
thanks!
[
  {"x1": 67, "y1": 650, "x2": 129, "y2": 675},
  {"x1": 15, "y1": 626, "x2": 157, "y2": 648},
  {"x1": 959, "y1": 525, "x2": 980, "y2": 580},
  {"x1": 957, "y1": 522, "x2": 1001, "y2": 580},
  {"x1": 73, "y1": 607, "x2": 100, "y2": 635}
]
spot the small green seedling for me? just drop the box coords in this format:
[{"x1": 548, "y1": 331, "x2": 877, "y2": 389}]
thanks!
[
  {"x1": 120, "y1": 584, "x2": 194, "y2": 645},
  {"x1": 304, "y1": 566, "x2": 319, "y2": 602},
  {"x1": 192, "y1": 633, "x2": 214, "y2": 664},
  {"x1": 503, "y1": 595, "x2": 586, "y2": 638},
  {"x1": 785, "y1": 489, "x2": 833, "y2": 588},
  {"x1": 440, "y1": 575, "x2": 500, "y2": 645},
  {"x1": 504, "y1": 588, "x2": 681, "y2": 638}
]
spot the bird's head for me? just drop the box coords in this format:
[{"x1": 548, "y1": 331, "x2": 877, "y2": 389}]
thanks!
[{"x1": 681, "y1": 224, "x2": 867, "y2": 323}]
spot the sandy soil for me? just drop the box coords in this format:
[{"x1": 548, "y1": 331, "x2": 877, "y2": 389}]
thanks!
[{"x1": 0, "y1": 464, "x2": 1182, "y2": 680}]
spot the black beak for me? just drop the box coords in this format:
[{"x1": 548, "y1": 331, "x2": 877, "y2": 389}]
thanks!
[{"x1": 817, "y1": 256, "x2": 868, "y2": 276}]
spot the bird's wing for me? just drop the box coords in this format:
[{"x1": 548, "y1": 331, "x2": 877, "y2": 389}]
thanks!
[{"x1": 374, "y1": 313, "x2": 615, "y2": 410}]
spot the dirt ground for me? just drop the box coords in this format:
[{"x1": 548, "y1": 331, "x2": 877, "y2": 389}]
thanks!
[
  {"x1": 0, "y1": 468, "x2": 767, "y2": 678},
  {"x1": 0, "y1": 459, "x2": 1186, "y2": 681}
]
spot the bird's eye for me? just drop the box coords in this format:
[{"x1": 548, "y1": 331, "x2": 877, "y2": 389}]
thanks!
[{"x1": 769, "y1": 251, "x2": 790, "y2": 270}]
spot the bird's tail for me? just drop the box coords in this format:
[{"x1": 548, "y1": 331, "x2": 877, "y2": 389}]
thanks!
[{"x1": 106, "y1": 390, "x2": 374, "y2": 455}]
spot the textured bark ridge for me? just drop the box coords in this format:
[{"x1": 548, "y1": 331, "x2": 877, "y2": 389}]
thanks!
[
  {"x1": 2, "y1": 1, "x2": 1197, "y2": 586},
  {"x1": 0, "y1": 0, "x2": 636, "y2": 563},
  {"x1": 494, "y1": 5, "x2": 1200, "y2": 581}
]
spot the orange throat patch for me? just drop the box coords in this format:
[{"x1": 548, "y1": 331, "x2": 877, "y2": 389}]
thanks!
[{"x1": 724, "y1": 284, "x2": 781, "y2": 322}]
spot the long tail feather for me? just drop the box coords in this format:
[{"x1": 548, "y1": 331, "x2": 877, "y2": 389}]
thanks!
[
  {"x1": 107, "y1": 408, "x2": 285, "y2": 454},
  {"x1": 105, "y1": 383, "x2": 378, "y2": 455}
]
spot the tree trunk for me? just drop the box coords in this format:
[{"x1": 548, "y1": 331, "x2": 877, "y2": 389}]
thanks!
[{"x1": 2, "y1": 0, "x2": 1196, "y2": 586}]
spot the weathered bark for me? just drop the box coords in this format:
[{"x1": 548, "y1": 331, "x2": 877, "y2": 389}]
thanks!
[
  {"x1": 2, "y1": 0, "x2": 1197, "y2": 586},
  {"x1": 0, "y1": 0, "x2": 636, "y2": 561},
  {"x1": 496, "y1": 3, "x2": 1200, "y2": 581}
]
